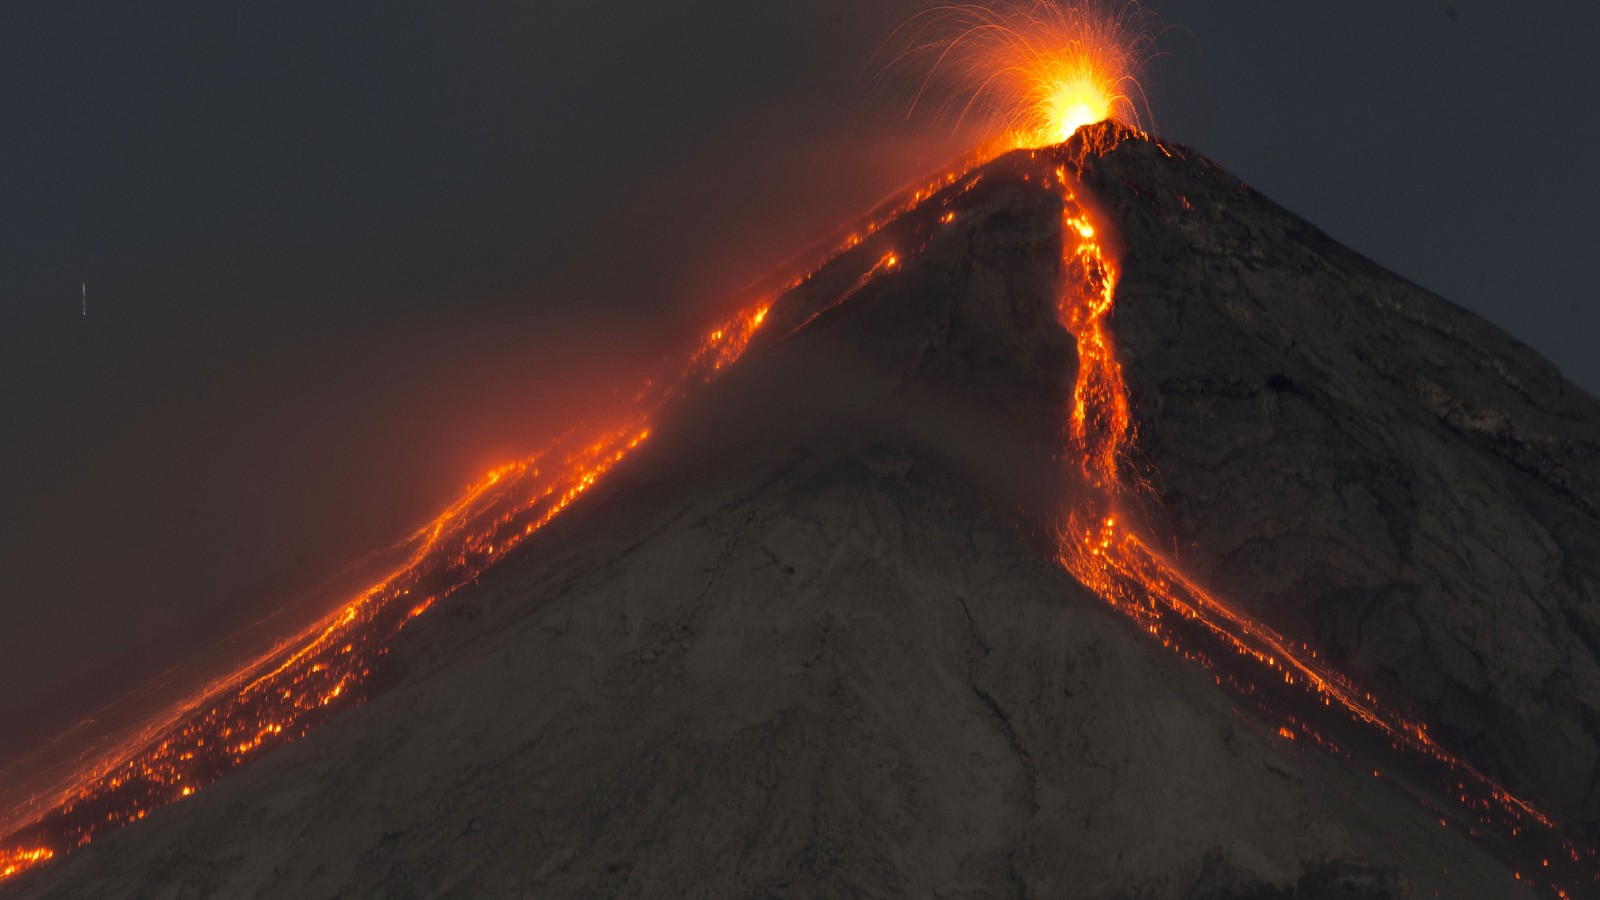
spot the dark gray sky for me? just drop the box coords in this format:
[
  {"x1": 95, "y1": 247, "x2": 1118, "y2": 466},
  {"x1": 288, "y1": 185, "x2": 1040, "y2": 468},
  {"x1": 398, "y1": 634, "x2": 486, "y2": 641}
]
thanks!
[{"x1": 3, "y1": 1, "x2": 1596, "y2": 763}]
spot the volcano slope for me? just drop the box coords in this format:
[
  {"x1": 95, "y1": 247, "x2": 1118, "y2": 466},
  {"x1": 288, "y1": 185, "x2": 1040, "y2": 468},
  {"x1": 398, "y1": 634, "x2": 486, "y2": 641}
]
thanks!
[
  {"x1": 5, "y1": 129, "x2": 1594, "y2": 899},
  {"x1": 1074, "y1": 129, "x2": 1600, "y2": 835}
]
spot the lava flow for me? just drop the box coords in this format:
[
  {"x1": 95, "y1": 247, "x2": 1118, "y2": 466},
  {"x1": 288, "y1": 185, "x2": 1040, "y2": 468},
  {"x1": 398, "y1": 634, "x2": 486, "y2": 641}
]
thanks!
[
  {"x1": 0, "y1": 324, "x2": 777, "y2": 881},
  {"x1": 1036, "y1": 147, "x2": 1592, "y2": 897},
  {"x1": 0, "y1": 850, "x2": 51, "y2": 884},
  {"x1": 0, "y1": 359, "x2": 653, "y2": 882},
  {"x1": 0, "y1": 284, "x2": 771, "y2": 882},
  {"x1": 0, "y1": 149, "x2": 953, "y2": 887},
  {"x1": 915, "y1": 3, "x2": 1595, "y2": 890},
  {"x1": 3, "y1": 4, "x2": 1594, "y2": 895}
]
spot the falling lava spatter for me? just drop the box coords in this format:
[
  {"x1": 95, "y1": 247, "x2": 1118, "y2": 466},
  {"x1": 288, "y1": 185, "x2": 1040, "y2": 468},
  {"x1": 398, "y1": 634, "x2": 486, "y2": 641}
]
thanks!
[{"x1": 889, "y1": 0, "x2": 1153, "y2": 149}]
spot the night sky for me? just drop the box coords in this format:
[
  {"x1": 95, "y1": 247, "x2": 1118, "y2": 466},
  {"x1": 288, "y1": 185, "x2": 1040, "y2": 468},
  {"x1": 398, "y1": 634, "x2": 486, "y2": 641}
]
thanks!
[{"x1": 3, "y1": 1, "x2": 1597, "y2": 765}]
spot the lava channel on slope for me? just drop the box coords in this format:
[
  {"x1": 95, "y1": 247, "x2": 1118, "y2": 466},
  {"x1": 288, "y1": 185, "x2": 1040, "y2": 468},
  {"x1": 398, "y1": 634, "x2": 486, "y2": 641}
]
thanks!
[
  {"x1": 1031, "y1": 129, "x2": 1596, "y2": 899},
  {"x1": 0, "y1": 152, "x2": 992, "y2": 886},
  {"x1": 2, "y1": 123, "x2": 1596, "y2": 900}
]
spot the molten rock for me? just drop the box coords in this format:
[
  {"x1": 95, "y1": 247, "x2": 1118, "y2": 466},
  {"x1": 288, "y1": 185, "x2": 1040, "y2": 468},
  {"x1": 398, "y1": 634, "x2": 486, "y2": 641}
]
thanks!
[{"x1": 1076, "y1": 124, "x2": 1600, "y2": 832}]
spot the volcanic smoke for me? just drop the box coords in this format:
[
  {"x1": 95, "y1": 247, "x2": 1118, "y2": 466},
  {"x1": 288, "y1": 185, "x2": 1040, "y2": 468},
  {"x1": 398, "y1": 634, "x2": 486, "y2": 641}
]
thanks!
[{"x1": 0, "y1": 3, "x2": 1591, "y2": 896}]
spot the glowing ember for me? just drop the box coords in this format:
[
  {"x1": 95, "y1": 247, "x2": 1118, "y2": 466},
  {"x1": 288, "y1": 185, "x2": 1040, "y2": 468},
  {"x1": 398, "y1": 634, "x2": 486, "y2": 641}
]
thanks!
[{"x1": 892, "y1": 0, "x2": 1154, "y2": 149}]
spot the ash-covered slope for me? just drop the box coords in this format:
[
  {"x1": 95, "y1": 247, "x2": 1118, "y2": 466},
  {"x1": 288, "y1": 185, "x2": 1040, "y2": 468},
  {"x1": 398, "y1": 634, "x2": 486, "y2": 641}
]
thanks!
[
  {"x1": 1074, "y1": 127, "x2": 1600, "y2": 832},
  {"x1": 4, "y1": 135, "x2": 1582, "y2": 899}
]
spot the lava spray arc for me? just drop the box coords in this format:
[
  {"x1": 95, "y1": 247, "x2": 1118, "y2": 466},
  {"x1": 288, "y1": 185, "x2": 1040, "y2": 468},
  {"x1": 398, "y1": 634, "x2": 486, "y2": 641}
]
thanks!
[{"x1": 884, "y1": 0, "x2": 1155, "y2": 149}]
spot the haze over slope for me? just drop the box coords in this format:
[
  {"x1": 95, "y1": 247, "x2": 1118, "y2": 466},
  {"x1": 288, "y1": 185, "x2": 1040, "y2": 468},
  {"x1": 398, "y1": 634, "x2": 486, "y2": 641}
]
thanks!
[{"x1": 7, "y1": 128, "x2": 1595, "y2": 898}]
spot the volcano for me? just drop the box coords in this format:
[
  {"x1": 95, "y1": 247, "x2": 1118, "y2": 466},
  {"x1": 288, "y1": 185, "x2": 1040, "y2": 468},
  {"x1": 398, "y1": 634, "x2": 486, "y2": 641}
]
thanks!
[{"x1": 5, "y1": 124, "x2": 1599, "y2": 899}]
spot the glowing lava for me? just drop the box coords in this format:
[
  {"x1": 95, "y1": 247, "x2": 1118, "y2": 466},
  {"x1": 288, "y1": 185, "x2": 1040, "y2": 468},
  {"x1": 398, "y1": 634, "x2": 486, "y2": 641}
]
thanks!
[
  {"x1": 893, "y1": 0, "x2": 1153, "y2": 149},
  {"x1": 900, "y1": 6, "x2": 1594, "y2": 889},
  {"x1": 1, "y1": 6, "x2": 1592, "y2": 893},
  {"x1": 0, "y1": 849, "x2": 52, "y2": 882},
  {"x1": 0, "y1": 154, "x2": 954, "y2": 888},
  {"x1": 1035, "y1": 142, "x2": 1590, "y2": 897},
  {"x1": 0, "y1": 297, "x2": 784, "y2": 885}
]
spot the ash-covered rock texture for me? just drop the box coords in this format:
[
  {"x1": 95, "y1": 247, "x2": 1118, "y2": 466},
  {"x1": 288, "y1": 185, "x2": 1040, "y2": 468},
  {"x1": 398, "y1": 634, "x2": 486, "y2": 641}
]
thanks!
[
  {"x1": 1076, "y1": 126, "x2": 1600, "y2": 832},
  {"x1": 5, "y1": 130, "x2": 1588, "y2": 899}
]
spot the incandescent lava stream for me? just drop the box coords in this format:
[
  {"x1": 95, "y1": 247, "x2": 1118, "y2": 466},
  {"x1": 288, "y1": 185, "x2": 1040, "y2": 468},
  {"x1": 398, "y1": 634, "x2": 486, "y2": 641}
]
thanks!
[{"x1": 0, "y1": 154, "x2": 949, "y2": 888}]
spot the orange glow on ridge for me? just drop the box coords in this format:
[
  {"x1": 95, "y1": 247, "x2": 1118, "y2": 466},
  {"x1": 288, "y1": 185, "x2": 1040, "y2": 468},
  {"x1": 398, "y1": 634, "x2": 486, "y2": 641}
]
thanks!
[{"x1": 0, "y1": 146, "x2": 949, "y2": 886}]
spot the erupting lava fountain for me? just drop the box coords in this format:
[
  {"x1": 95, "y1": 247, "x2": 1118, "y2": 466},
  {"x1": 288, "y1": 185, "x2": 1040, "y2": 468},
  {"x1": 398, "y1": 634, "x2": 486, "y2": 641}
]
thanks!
[{"x1": 890, "y1": 0, "x2": 1155, "y2": 148}]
